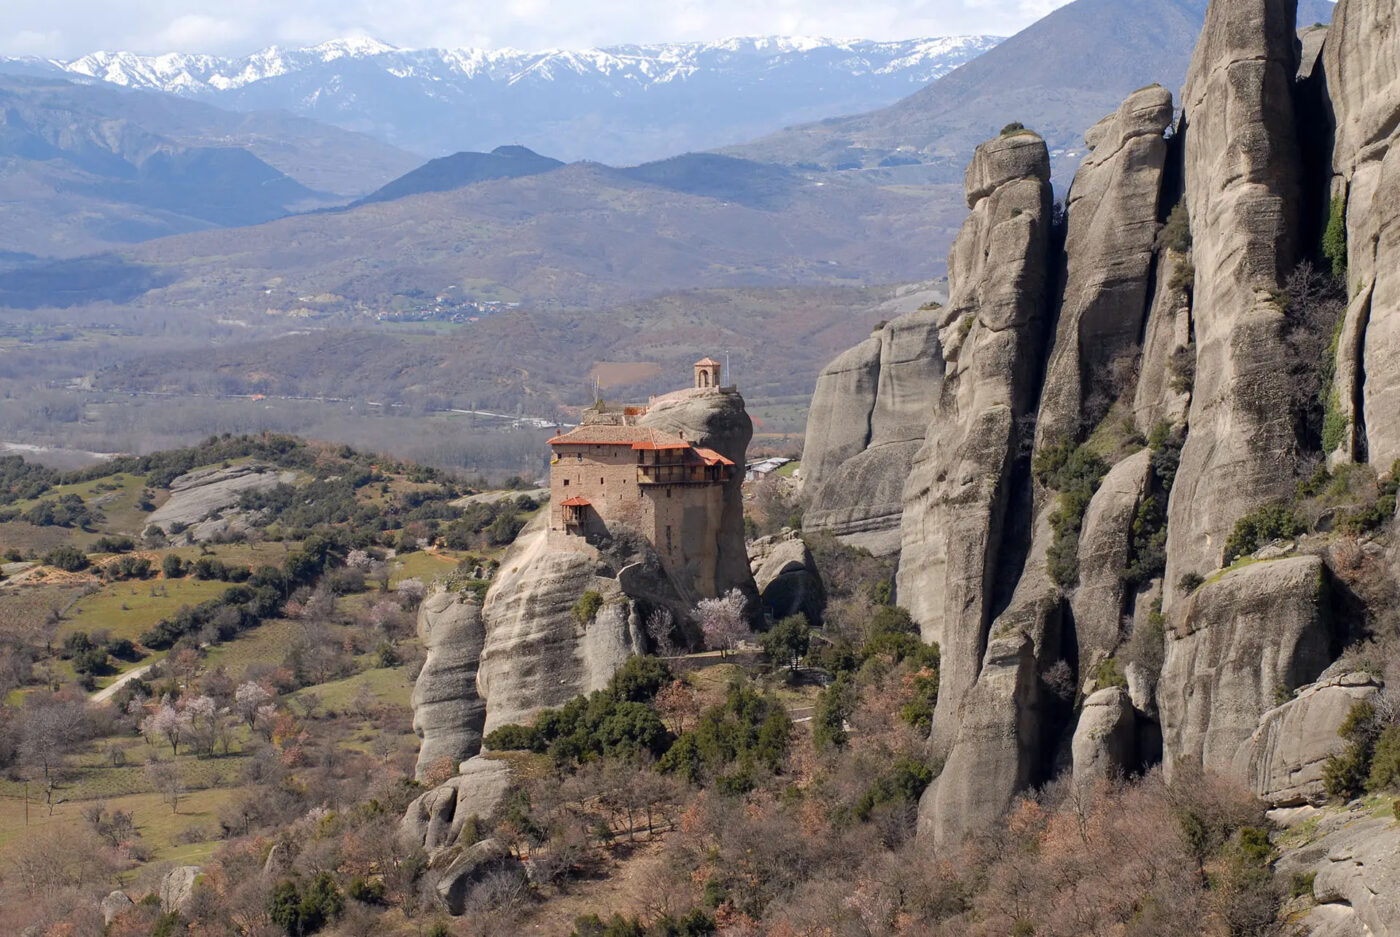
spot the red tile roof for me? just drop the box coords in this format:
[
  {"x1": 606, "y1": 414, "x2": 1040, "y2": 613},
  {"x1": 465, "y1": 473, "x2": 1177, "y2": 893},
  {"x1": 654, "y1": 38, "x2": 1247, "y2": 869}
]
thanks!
[
  {"x1": 694, "y1": 447, "x2": 735, "y2": 467},
  {"x1": 559, "y1": 496, "x2": 592, "y2": 508},
  {"x1": 550, "y1": 424, "x2": 690, "y2": 450},
  {"x1": 694, "y1": 357, "x2": 722, "y2": 367}
]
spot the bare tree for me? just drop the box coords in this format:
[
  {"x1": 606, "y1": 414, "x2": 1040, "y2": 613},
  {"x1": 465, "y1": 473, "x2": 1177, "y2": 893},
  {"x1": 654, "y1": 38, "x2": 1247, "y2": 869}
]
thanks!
[
  {"x1": 17, "y1": 693, "x2": 90, "y2": 814},
  {"x1": 146, "y1": 759, "x2": 183, "y2": 814}
]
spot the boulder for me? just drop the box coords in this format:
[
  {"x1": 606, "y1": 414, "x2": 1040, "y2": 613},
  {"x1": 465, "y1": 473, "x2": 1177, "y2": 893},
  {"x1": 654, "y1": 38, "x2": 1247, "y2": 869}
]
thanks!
[
  {"x1": 803, "y1": 308, "x2": 945, "y2": 556},
  {"x1": 1035, "y1": 85, "x2": 1173, "y2": 447},
  {"x1": 433, "y1": 837, "x2": 521, "y2": 916},
  {"x1": 477, "y1": 519, "x2": 643, "y2": 734},
  {"x1": 748, "y1": 531, "x2": 824, "y2": 622},
  {"x1": 100, "y1": 891, "x2": 134, "y2": 925},
  {"x1": 1158, "y1": 556, "x2": 1338, "y2": 784},
  {"x1": 146, "y1": 462, "x2": 296, "y2": 540},
  {"x1": 1072, "y1": 449, "x2": 1153, "y2": 673},
  {"x1": 412, "y1": 589, "x2": 488, "y2": 779},
  {"x1": 1233, "y1": 672, "x2": 1383, "y2": 806},
  {"x1": 400, "y1": 757, "x2": 513, "y2": 853},
  {"x1": 898, "y1": 129, "x2": 1053, "y2": 745},
  {"x1": 1323, "y1": 0, "x2": 1400, "y2": 468},
  {"x1": 1165, "y1": 0, "x2": 1305, "y2": 606},
  {"x1": 159, "y1": 865, "x2": 201, "y2": 915},
  {"x1": 1071, "y1": 687, "x2": 1138, "y2": 787}
]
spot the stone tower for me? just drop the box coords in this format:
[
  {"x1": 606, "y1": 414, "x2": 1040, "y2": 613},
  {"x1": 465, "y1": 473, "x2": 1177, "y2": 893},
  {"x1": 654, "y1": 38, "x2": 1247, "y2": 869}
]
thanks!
[{"x1": 694, "y1": 356, "x2": 722, "y2": 389}]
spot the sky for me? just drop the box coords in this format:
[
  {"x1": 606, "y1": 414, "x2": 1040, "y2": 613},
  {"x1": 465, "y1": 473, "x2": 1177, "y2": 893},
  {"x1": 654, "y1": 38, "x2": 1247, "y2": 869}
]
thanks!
[{"x1": 5, "y1": 0, "x2": 1075, "y2": 59}]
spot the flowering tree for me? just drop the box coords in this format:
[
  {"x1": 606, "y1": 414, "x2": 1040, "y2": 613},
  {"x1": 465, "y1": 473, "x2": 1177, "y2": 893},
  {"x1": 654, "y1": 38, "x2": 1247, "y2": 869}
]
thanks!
[
  {"x1": 694, "y1": 589, "x2": 750, "y2": 659},
  {"x1": 143, "y1": 699, "x2": 192, "y2": 755},
  {"x1": 396, "y1": 578, "x2": 427, "y2": 610},
  {"x1": 234, "y1": 681, "x2": 273, "y2": 729}
]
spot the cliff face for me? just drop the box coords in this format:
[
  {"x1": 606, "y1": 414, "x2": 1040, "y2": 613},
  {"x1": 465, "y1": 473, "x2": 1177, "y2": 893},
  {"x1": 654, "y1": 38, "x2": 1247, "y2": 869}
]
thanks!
[{"x1": 806, "y1": 0, "x2": 1400, "y2": 867}]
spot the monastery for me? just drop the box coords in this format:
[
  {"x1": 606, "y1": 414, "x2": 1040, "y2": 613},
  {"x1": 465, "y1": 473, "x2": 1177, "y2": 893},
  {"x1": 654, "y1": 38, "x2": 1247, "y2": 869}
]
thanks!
[{"x1": 547, "y1": 358, "x2": 738, "y2": 596}]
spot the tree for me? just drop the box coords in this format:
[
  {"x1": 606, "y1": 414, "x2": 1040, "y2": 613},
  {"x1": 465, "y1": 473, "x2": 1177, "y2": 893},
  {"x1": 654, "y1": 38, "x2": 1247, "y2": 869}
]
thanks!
[
  {"x1": 147, "y1": 759, "x2": 183, "y2": 814},
  {"x1": 760, "y1": 614, "x2": 811, "y2": 671},
  {"x1": 235, "y1": 681, "x2": 273, "y2": 728},
  {"x1": 144, "y1": 699, "x2": 192, "y2": 755},
  {"x1": 813, "y1": 674, "x2": 856, "y2": 752},
  {"x1": 695, "y1": 589, "x2": 750, "y2": 659},
  {"x1": 17, "y1": 694, "x2": 90, "y2": 814}
]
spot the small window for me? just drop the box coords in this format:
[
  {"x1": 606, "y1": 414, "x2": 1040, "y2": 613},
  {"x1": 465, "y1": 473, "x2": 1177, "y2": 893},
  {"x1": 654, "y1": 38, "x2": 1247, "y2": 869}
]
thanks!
[
  {"x1": 563, "y1": 479, "x2": 570, "y2": 486},
  {"x1": 600, "y1": 477, "x2": 604, "y2": 485}
]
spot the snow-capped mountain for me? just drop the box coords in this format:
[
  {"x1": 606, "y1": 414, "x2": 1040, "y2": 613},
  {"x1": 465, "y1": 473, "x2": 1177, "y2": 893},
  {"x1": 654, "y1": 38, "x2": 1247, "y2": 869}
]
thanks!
[{"x1": 19, "y1": 35, "x2": 1001, "y2": 164}]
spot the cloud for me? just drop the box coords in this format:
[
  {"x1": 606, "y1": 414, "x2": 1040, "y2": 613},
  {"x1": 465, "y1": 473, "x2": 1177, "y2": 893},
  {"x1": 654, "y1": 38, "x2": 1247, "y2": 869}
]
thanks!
[{"x1": 3, "y1": 0, "x2": 1076, "y2": 59}]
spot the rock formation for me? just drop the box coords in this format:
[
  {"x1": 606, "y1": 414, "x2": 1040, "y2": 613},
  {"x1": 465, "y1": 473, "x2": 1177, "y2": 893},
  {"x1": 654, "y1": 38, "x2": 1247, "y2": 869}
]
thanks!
[
  {"x1": 748, "y1": 530, "x2": 824, "y2": 622},
  {"x1": 897, "y1": 129, "x2": 1052, "y2": 747},
  {"x1": 475, "y1": 518, "x2": 644, "y2": 734},
  {"x1": 1234, "y1": 671, "x2": 1382, "y2": 806},
  {"x1": 1323, "y1": 0, "x2": 1400, "y2": 469},
  {"x1": 1158, "y1": 556, "x2": 1337, "y2": 784},
  {"x1": 1034, "y1": 85, "x2": 1173, "y2": 448},
  {"x1": 411, "y1": 589, "x2": 488, "y2": 779},
  {"x1": 147, "y1": 462, "x2": 296, "y2": 541},
  {"x1": 800, "y1": 0, "x2": 1400, "y2": 870},
  {"x1": 802, "y1": 308, "x2": 944, "y2": 556},
  {"x1": 1164, "y1": 0, "x2": 1304, "y2": 601},
  {"x1": 400, "y1": 756, "x2": 513, "y2": 852},
  {"x1": 1276, "y1": 806, "x2": 1400, "y2": 937}
]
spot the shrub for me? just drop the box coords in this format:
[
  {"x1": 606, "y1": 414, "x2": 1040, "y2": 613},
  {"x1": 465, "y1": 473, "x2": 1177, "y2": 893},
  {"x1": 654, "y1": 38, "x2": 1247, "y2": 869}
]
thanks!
[
  {"x1": 812, "y1": 673, "x2": 856, "y2": 753},
  {"x1": 1168, "y1": 258, "x2": 1196, "y2": 294},
  {"x1": 1222, "y1": 503, "x2": 1306, "y2": 564},
  {"x1": 1000, "y1": 122, "x2": 1026, "y2": 135},
  {"x1": 163, "y1": 554, "x2": 185, "y2": 579},
  {"x1": 573, "y1": 590, "x2": 604, "y2": 626},
  {"x1": 1179, "y1": 572, "x2": 1205, "y2": 593},
  {"x1": 659, "y1": 682, "x2": 791, "y2": 787},
  {"x1": 1168, "y1": 342, "x2": 1196, "y2": 392},
  {"x1": 1161, "y1": 201, "x2": 1192, "y2": 253},
  {"x1": 1323, "y1": 701, "x2": 1379, "y2": 801},
  {"x1": 607, "y1": 655, "x2": 674, "y2": 703},
  {"x1": 1323, "y1": 195, "x2": 1348, "y2": 280},
  {"x1": 1367, "y1": 725, "x2": 1400, "y2": 792},
  {"x1": 267, "y1": 872, "x2": 344, "y2": 936},
  {"x1": 43, "y1": 544, "x2": 89, "y2": 571},
  {"x1": 485, "y1": 723, "x2": 545, "y2": 753},
  {"x1": 1036, "y1": 441, "x2": 1108, "y2": 588},
  {"x1": 849, "y1": 756, "x2": 934, "y2": 823},
  {"x1": 1095, "y1": 657, "x2": 1128, "y2": 689}
]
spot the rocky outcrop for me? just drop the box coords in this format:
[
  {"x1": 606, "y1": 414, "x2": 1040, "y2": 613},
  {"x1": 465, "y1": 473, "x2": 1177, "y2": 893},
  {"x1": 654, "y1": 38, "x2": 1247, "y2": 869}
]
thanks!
[
  {"x1": 1165, "y1": 0, "x2": 1304, "y2": 601},
  {"x1": 433, "y1": 837, "x2": 521, "y2": 916},
  {"x1": 1071, "y1": 686, "x2": 1138, "y2": 787},
  {"x1": 1035, "y1": 85, "x2": 1173, "y2": 446},
  {"x1": 476, "y1": 518, "x2": 644, "y2": 734},
  {"x1": 898, "y1": 130, "x2": 1052, "y2": 744},
  {"x1": 1072, "y1": 449, "x2": 1153, "y2": 672},
  {"x1": 748, "y1": 531, "x2": 824, "y2": 622},
  {"x1": 400, "y1": 756, "x2": 513, "y2": 853},
  {"x1": 1233, "y1": 671, "x2": 1382, "y2": 806},
  {"x1": 1276, "y1": 807, "x2": 1400, "y2": 937},
  {"x1": 147, "y1": 462, "x2": 296, "y2": 541},
  {"x1": 159, "y1": 866, "x2": 201, "y2": 915},
  {"x1": 803, "y1": 309, "x2": 945, "y2": 556},
  {"x1": 100, "y1": 891, "x2": 134, "y2": 926},
  {"x1": 1158, "y1": 556, "x2": 1337, "y2": 783},
  {"x1": 1323, "y1": 0, "x2": 1400, "y2": 468},
  {"x1": 412, "y1": 590, "x2": 487, "y2": 779}
]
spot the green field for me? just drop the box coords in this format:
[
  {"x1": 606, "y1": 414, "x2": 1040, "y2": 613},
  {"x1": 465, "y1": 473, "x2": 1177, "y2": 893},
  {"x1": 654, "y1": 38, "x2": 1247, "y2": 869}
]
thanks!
[{"x1": 62, "y1": 578, "x2": 233, "y2": 643}]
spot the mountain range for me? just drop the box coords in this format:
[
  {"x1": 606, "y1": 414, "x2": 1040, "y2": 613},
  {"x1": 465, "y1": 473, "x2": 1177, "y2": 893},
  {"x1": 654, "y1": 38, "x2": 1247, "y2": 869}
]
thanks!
[
  {"x1": 4, "y1": 35, "x2": 1001, "y2": 165},
  {"x1": 729, "y1": 0, "x2": 1336, "y2": 182}
]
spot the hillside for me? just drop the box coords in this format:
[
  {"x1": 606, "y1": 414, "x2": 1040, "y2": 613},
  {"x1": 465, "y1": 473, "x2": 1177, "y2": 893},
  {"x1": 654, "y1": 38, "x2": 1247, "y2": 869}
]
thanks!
[
  {"x1": 0, "y1": 160, "x2": 962, "y2": 314},
  {"x1": 0, "y1": 75, "x2": 420, "y2": 256},
  {"x1": 18, "y1": 35, "x2": 1002, "y2": 164},
  {"x1": 354, "y1": 146, "x2": 566, "y2": 205},
  {"x1": 727, "y1": 0, "x2": 1335, "y2": 182}
]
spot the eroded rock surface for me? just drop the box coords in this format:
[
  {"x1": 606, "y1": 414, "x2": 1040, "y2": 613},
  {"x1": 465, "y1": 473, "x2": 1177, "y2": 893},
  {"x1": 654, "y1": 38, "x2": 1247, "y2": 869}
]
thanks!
[
  {"x1": 1323, "y1": 0, "x2": 1400, "y2": 468},
  {"x1": 1276, "y1": 806, "x2": 1400, "y2": 937},
  {"x1": 1165, "y1": 0, "x2": 1304, "y2": 602},
  {"x1": 749, "y1": 531, "x2": 824, "y2": 622},
  {"x1": 1158, "y1": 556, "x2": 1337, "y2": 784},
  {"x1": 1071, "y1": 686, "x2": 1138, "y2": 788},
  {"x1": 412, "y1": 590, "x2": 488, "y2": 779},
  {"x1": 159, "y1": 866, "x2": 201, "y2": 915},
  {"x1": 1035, "y1": 85, "x2": 1173, "y2": 446},
  {"x1": 803, "y1": 309, "x2": 945, "y2": 556},
  {"x1": 898, "y1": 129, "x2": 1052, "y2": 745},
  {"x1": 400, "y1": 757, "x2": 513, "y2": 853},
  {"x1": 147, "y1": 462, "x2": 296, "y2": 540},
  {"x1": 1234, "y1": 671, "x2": 1382, "y2": 806}
]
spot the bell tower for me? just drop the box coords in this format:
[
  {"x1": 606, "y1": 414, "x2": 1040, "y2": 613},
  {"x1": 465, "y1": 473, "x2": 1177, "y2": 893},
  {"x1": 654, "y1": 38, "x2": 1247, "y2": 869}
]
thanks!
[{"x1": 693, "y1": 356, "x2": 722, "y2": 389}]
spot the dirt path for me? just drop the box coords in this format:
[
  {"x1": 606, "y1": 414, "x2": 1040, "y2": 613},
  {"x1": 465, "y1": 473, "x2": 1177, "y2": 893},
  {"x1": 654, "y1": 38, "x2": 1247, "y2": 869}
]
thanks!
[{"x1": 91, "y1": 664, "x2": 152, "y2": 704}]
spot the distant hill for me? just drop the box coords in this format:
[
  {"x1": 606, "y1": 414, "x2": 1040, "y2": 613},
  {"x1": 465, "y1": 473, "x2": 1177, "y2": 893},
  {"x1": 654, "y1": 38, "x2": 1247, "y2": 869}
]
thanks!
[
  {"x1": 726, "y1": 0, "x2": 1336, "y2": 183},
  {"x1": 0, "y1": 75, "x2": 420, "y2": 256},
  {"x1": 9, "y1": 35, "x2": 1001, "y2": 164},
  {"x1": 355, "y1": 146, "x2": 565, "y2": 205}
]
